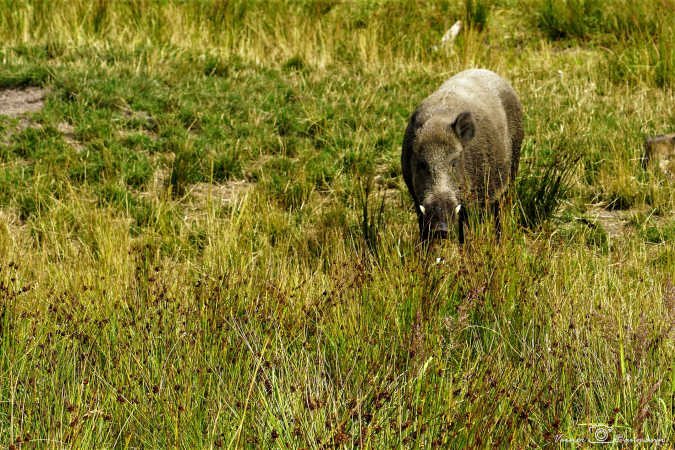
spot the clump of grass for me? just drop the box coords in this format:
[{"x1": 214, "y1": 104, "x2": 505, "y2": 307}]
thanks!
[
  {"x1": 465, "y1": 0, "x2": 491, "y2": 31},
  {"x1": 604, "y1": 35, "x2": 674, "y2": 88},
  {"x1": 641, "y1": 222, "x2": 675, "y2": 244},
  {"x1": 0, "y1": 63, "x2": 52, "y2": 89},
  {"x1": 515, "y1": 147, "x2": 581, "y2": 230},
  {"x1": 536, "y1": 0, "x2": 603, "y2": 40},
  {"x1": 168, "y1": 145, "x2": 202, "y2": 196},
  {"x1": 357, "y1": 176, "x2": 386, "y2": 257},
  {"x1": 0, "y1": 0, "x2": 672, "y2": 448},
  {"x1": 96, "y1": 183, "x2": 154, "y2": 230},
  {"x1": 534, "y1": 0, "x2": 671, "y2": 42},
  {"x1": 282, "y1": 55, "x2": 306, "y2": 71}
]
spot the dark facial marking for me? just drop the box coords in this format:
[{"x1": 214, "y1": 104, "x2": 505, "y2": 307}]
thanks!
[{"x1": 416, "y1": 159, "x2": 430, "y2": 173}]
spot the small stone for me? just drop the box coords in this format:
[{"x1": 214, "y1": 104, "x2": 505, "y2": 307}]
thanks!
[{"x1": 440, "y1": 21, "x2": 462, "y2": 47}]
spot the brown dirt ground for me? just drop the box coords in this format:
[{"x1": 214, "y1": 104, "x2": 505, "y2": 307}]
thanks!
[
  {"x1": 0, "y1": 87, "x2": 46, "y2": 117},
  {"x1": 1, "y1": 87, "x2": 86, "y2": 152}
]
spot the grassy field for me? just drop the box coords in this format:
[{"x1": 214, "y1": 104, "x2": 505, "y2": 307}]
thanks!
[{"x1": 0, "y1": 0, "x2": 673, "y2": 447}]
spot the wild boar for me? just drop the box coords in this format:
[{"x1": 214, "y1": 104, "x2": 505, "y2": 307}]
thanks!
[{"x1": 401, "y1": 69, "x2": 523, "y2": 242}]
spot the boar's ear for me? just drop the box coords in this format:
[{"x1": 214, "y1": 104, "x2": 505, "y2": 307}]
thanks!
[
  {"x1": 410, "y1": 110, "x2": 423, "y2": 134},
  {"x1": 452, "y1": 111, "x2": 475, "y2": 145}
]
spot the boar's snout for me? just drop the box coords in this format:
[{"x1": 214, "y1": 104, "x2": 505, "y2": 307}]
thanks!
[{"x1": 420, "y1": 198, "x2": 457, "y2": 241}]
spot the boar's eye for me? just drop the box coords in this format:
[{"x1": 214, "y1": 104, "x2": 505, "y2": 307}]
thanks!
[{"x1": 416, "y1": 159, "x2": 430, "y2": 173}]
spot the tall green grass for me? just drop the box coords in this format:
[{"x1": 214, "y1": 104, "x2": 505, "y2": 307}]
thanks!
[{"x1": 0, "y1": 0, "x2": 673, "y2": 447}]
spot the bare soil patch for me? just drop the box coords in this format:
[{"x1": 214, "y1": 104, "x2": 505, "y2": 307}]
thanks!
[
  {"x1": 0, "y1": 87, "x2": 46, "y2": 117},
  {"x1": 182, "y1": 180, "x2": 253, "y2": 222},
  {"x1": 117, "y1": 108, "x2": 157, "y2": 140},
  {"x1": 57, "y1": 121, "x2": 85, "y2": 152},
  {"x1": 583, "y1": 207, "x2": 673, "y2": 239},
  {"x1": 189, "y1": 181, "x2": 252, "y2": 206},
  {"x1": 588, "y1": 208, "x2": 629, "y2": 238},
  {"x1": 0, "y1": 87, "x2": 86, "y2": 152}
]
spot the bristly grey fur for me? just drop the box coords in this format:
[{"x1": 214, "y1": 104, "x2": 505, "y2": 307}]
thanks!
[{"x1": 401, "y1": 69, "x2": 523, "y2": 240}]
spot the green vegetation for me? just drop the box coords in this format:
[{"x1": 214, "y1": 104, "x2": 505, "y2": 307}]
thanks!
[{"x1": 0, "y1": 0, "x2": 673, "y2": 447}]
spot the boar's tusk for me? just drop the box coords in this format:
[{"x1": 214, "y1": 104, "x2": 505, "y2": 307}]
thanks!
[
  {"x1": 455, "y1": 204, "x2": 463, "y2": 215},
  {"x1": 419, "y1": 205, "x2": 426, "y2": 215}
]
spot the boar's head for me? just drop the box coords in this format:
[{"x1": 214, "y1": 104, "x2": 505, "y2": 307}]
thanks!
[{"x1": 410, "y1": 111, "x2": 474, "y2": 242}]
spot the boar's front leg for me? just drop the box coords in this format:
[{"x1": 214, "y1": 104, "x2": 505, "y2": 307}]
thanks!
[{"x1": 456, "y1": 204, "x2": 468, "y2": 244}]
